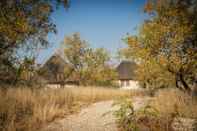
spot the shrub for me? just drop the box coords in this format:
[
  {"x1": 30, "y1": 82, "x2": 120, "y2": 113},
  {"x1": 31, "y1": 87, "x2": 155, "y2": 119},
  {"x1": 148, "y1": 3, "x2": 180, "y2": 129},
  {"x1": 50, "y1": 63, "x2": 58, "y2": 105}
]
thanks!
[
  {"x1": 114, "y1": 99, "x2": 173, "y2": 131},
  {"x1": 113, "y1": 99, "x2": 135, "y2": 131},
  {"x1": 114, "y1": 89, "x2": 197, "y2": 131}
]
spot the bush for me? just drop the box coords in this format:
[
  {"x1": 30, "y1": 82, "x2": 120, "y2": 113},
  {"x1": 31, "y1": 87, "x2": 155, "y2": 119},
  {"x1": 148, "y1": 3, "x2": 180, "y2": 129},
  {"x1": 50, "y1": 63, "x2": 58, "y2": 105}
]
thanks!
[
  {"x1": 114, "y1": 89, "x2": 197, "y2": 131},
  {"x1": 114, "y1": 99, "x2": 174, "y2": 131},
  {"x1": 113, "y1": 99, "x2": 135, "y2": 131}
]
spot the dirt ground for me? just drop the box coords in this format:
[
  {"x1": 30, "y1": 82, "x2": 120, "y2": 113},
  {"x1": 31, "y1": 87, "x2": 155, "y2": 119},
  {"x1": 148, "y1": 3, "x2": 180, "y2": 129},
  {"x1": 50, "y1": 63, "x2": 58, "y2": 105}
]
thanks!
[{"x1": 44, "y1": 97, "x2": 151, "y2": 131}]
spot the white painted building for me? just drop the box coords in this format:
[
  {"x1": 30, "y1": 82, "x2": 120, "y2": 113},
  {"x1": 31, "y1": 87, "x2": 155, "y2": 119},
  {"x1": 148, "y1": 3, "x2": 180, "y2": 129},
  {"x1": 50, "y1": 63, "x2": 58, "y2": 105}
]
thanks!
[
  {"x1": 118, "y1": 80, "x2": 139, "y2": 89},
  {"x1": 116, "y1": 61, "x2": 140, "y2": 89}
]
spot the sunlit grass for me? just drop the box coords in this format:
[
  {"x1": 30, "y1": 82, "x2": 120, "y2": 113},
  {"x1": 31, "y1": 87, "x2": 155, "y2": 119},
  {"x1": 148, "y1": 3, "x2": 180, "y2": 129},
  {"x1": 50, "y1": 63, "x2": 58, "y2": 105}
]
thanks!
[
  {"x1": 0, "y1": 86, "x2": 143, "y2": 131},
  {"x1": 150, "y1": 88, "x2": 197, "y2": 118}
]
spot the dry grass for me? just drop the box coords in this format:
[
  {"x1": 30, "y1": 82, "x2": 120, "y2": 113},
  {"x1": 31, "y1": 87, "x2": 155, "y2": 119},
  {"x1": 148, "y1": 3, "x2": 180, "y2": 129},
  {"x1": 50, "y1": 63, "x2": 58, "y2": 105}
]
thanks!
[
  {"x1": 0, "y1": 87, "x2": 74, "y2": 131},
  {"x1": 69, "y1": 86, "x2": 145, "y2": 103},
  {"x1": 0, "y1": 86, "x2": 143, "y2": 131},
  {"x1": 150, "y1": 88, "x2": 197, "y2": 118},
  {"x1": 116, "y1": 88, "x2": 197, "y2": 131}
]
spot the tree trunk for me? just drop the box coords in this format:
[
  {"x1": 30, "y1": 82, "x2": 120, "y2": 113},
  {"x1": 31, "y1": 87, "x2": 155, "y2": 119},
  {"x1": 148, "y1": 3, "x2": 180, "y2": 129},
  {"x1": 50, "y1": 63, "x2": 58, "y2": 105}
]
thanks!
[
  {"x1": 175, "y1": 74, "x2": 180, "y2": 89},
  {"x1": 179, "y1": 72, "x2": 191, "y2": 94}
]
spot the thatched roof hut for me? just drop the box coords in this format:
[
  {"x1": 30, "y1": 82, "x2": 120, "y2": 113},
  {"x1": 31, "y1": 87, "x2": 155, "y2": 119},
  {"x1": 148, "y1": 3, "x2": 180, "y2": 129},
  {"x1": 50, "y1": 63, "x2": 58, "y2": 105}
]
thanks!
[
  {"x1": 116, "y1": 61, "x2": 137, "y2": 80},
  {"x1": 40, "y1": 54, "x2": 68, "y2": 83}
]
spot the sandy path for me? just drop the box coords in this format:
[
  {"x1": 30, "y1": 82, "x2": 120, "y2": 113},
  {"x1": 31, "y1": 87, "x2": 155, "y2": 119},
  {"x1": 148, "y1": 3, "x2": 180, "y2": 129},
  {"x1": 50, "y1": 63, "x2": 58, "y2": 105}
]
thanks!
[{"x1": 44, "y1": 97, "x2": 151, "y2": 131}]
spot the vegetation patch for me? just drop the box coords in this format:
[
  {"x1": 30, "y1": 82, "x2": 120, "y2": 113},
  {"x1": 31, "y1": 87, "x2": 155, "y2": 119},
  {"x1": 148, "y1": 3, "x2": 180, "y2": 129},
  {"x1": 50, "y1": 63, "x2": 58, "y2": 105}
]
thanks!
[
  {"x1": 0, "y1": 86, "x2": 139, "y2": 131},
  {"x1": 114, "y1": 89, "x2": 197, "y2": 131}
]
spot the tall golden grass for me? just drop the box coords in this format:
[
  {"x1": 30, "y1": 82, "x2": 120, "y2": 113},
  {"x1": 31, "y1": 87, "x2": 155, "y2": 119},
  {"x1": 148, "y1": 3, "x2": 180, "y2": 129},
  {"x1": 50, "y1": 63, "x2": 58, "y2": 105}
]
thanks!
[
  {"x1": 115, "y1": 88, "x2": 197, "y2": 131},
  {"x1": 0, "y1": 86, "x2": 139, "y2": 131},
  {"x1": 150, "y1": 88, "x2": 197, "y2": 118},
  {"x1": 69, "y1": 86, "x2": 145, "y2": 103}
]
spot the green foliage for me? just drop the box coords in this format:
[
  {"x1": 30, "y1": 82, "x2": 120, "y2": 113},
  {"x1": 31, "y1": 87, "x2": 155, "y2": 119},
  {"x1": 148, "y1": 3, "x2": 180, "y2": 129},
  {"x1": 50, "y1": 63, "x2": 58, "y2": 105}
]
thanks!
[
  {"x1": 0, "y1": 0, "x2": 68, "y2": 84},
  {"x1": 113, "y1": 99, "x2": 136, "y2": 131},
  {"x1": 62, "y1": 33, "x2": 117, "y2": 86},
  {"x1": 120, "y1": 0, "x2": 197, "y2": 92},
  {"x1": 114, "y1": 99, "x2": 173, "y2": 131}
]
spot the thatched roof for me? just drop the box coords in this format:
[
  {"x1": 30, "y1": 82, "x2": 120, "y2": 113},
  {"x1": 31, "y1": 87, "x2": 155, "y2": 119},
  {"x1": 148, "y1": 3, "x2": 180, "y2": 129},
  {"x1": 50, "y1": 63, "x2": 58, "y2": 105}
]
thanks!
[
  {"x1": 39, "y1": 54, "x2": 79, "y2": 84},
  {"x1": 39, "y1": 54, "x2": 68, "y2": 83},
  {"x1": 116, "y1": 61, "x2": 137, "y2": 80},
  {"x1": 43, "y1": 55, "x2": 67, "y2": 74}
]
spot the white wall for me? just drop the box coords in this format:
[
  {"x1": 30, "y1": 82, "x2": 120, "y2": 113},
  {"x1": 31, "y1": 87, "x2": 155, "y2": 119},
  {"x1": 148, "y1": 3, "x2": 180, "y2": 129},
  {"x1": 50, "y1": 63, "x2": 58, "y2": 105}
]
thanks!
[
  {"x1": 118, "y1": 80, "x2": 140, "y2": 89},
  {"x1": 46, "y1": 84, "x2": 77, "y2": 89},
  {"x1": 46, "y1": 84, "x2": 61, "y2": 89}
]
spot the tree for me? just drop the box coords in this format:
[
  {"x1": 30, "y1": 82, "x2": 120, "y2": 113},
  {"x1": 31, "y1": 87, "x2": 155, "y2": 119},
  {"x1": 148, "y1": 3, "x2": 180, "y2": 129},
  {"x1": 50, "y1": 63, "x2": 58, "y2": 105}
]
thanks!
[
  {"x1": 121, "y1": 0, "x2": 197, "y2": 93},
  {"x1": 18, "y1": 57, "x2": 36, "y2": 84},
  {"x1": 0, "y1": 0, "x2": 68, "y2": 83},
  {"x1": 63, "y1": 33, "x2": 88, "y2": 83},
  {"x1": 62, "y1": 33, "x2": 117, "y2": 86},
  {"x1": 83, "y1": 48, "x2": 117, "y2": 86}
]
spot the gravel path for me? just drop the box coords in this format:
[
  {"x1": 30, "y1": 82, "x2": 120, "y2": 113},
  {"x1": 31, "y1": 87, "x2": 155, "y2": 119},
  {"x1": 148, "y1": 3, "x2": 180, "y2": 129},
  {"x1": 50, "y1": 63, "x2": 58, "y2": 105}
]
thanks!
[{"x1": 44, "y1": 97, "x2": 151, "y2": 131}]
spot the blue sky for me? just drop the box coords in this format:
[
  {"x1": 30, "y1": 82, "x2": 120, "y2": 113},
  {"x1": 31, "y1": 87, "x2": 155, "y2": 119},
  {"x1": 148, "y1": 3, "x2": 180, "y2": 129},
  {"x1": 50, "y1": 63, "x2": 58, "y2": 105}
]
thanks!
[{"x1": 36, "y1": 0, "x2": 148, "y2": 64}]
